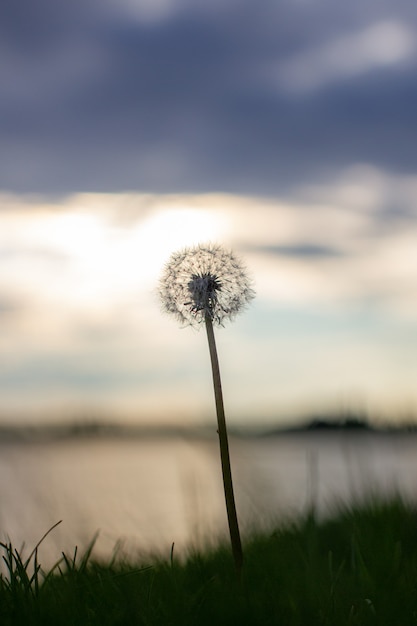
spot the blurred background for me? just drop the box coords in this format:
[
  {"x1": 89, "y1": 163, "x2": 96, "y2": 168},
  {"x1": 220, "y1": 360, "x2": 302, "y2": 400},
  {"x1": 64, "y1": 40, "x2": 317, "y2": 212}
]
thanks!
[
  {"x1": 1, "y1": 0, "x2": 417, "y2": 429},
  {"x1": 2, "y1": 0, "x2": 417, "y2": 564}
]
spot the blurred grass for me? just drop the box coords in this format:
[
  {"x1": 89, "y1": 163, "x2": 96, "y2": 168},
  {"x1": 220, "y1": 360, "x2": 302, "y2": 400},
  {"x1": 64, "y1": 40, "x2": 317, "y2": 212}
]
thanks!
[{"x1": 1, "y1": 496, "x2": 417, "y2": 625}]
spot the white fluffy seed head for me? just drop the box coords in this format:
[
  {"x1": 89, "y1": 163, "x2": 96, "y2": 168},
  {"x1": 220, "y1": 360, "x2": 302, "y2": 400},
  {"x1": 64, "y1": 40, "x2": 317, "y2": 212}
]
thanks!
[{"x1": 159, "y1": 243, "x2": 255, "y2": 328}]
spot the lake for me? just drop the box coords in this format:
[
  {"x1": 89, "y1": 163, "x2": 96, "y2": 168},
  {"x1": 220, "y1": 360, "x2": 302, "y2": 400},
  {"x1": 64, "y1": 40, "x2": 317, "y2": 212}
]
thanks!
[{"x1": 0, "y1": 431, "x2": 416, "y2": 567}]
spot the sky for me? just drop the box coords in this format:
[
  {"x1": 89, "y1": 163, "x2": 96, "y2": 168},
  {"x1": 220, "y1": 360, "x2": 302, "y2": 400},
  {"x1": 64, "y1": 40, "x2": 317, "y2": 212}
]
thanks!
[{"x1": 1, "y1": 0, "x2": 417, "y2": 427}]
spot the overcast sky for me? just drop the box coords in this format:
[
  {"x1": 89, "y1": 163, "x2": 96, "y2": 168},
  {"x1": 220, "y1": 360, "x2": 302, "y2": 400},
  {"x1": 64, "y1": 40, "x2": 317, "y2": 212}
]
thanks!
[{"x1": 1, "y1": 0, "x2": 417, "y2": 427}]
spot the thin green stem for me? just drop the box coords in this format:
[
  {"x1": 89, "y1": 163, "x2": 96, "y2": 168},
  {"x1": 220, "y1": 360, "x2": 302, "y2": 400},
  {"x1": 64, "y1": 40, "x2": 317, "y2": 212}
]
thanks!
[{"x1": 205, "y1": 315, "x2": 243, "y2": 577}]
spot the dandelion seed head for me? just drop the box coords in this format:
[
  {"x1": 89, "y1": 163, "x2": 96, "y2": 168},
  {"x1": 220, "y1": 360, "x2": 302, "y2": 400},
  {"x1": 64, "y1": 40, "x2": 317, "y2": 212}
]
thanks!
[{"x1": 159, "y1": 243, "x2": 255, "y2": 328}]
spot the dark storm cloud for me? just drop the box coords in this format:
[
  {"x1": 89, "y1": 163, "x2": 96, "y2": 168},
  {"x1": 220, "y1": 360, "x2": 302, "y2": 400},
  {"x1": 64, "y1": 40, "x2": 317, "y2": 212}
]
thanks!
[{"x1": 1, "y1": 0, "x2": 417, "y2": 194}]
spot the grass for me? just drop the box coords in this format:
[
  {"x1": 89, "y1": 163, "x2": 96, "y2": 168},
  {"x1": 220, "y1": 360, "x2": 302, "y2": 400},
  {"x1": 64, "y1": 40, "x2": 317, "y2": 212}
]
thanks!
[{"x1": 1, "y1": 496, "x2": 417, "y2": 625}]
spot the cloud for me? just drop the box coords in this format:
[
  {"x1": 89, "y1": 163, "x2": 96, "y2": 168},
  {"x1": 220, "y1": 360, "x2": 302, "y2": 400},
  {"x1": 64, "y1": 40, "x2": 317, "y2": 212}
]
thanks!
[
  {"x1": 0, "y1": 180, "x2": 417, "y2": 422},
  {"x1": 249, "y1": 243, "x2": 344, "y2": 259},
  {"x1": 0, "y1": 0, "x2": 417, "y2": 194},
  {"x1": 276, "y1": 20, "x2": 416, "y2": 92}
]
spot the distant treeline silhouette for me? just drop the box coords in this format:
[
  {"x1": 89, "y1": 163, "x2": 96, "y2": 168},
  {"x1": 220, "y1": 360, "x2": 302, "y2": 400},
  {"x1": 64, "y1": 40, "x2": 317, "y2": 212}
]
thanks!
[{"x1": 0, "y1": 414, "x2": 417, "y2": 442}]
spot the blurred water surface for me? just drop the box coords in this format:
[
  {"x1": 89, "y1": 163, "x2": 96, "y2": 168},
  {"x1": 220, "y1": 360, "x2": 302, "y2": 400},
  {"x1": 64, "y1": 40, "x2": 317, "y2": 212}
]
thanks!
[{"x1": 0, "y1": 432, "x2": 416, "y2": 566}]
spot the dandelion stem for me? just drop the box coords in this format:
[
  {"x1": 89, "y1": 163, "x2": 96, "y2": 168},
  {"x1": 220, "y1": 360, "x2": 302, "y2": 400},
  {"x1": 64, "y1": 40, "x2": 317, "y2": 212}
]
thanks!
[{"x1": 205, "y1": 314, "x2": 243, "y2": 577}]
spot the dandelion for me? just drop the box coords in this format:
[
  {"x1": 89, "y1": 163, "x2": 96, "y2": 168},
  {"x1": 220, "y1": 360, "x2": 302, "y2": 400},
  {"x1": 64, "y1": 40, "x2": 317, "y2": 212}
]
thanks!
[
  {"x1": 159, "y1": 243, "x2": 254, "y2": 328},
  {"x1": 159, "y1": 243, "x2": 255, "y2": 578}
]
